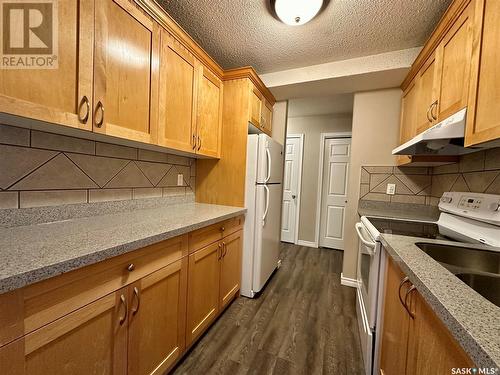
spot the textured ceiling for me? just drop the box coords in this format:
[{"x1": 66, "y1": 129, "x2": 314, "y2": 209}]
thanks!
[
  {"x1": 159, "y1": 0, "x2": 452, "y2": 74},
  {"x1": 288, "y1": 94, "x2": 354, "y2": 117}
]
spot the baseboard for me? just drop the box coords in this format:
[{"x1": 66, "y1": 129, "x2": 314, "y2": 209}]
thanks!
[
  {"x1": 296, "y1": 240, "x2": 318, "y2": 248},
  {"x1": 341, "y1": 273, "x2": 359, "y2": 288}
]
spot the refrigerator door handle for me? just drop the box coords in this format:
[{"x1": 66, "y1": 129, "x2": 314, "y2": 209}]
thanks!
[
  {"x1": 262, "y1": 185, "x2": 270, "y2": 226},
  {"x1": 265, "y1": 148, "x2": 271, "y2": 183}
]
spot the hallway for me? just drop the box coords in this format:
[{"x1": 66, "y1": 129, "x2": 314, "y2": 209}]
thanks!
[{"x1": 172, "y1": 243, "x2": 364, "y2": 375}]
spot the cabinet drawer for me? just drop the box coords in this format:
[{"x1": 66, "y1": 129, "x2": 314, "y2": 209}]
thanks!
[
  {"x1": 188, "y1": 215, "x2": 244, "y2": 254},
  {"x1": 0, "y1": 235, "x2": 188, "y2": 347}
]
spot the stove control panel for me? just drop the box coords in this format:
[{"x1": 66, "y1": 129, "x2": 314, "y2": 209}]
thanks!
[{"x1": 439, "y1": 192, "x2": 500, "y2": 226}]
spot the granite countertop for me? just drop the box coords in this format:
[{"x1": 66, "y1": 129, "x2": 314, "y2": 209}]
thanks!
[
  {"x1": 0, "y1": 202, "x2": 246, "y2": 294},
  {"x1": 380, "y1": 234, "x2": 500, "y2": 368}
]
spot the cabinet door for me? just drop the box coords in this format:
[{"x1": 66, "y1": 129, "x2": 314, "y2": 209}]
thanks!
[
  {"x1": 196, "y1": 66, "x2": 223, "y2": 158},
  {"x1": 379, "y1": 257, "x2": 411, "y2": 375},
  {"x1": 435, "y1": 3, "x2": 474, "y2": 121},
  {"x1": 0, "y1": 289, "x2": 128, "y2": 375},
  {"x1": 466, "y1": 0, "x2": 500, "y2": 146},
  {"x1": 415, "y1": 52, "x2": 439, "y2": 134},
  {"x1": 219, "y1": 231, "x2": 242, "y2": 309},
  {"x1": 0, "y1": 0, "x2": 94, "y2": 131},
  {"x1": 261, "y1": 100, "x2": 273, "y2": 134},
  {"x1": 397, "y1": 80, "x2": 418, "y2": 166},
  {"x1": 128, "y1": 259, "x2": 188, "y2": 375},
  {"x1": 249, "y1": 86, "x2": 263, "y2": 127},
  {"x1": 186, "y1": 241, "x2": 221, "y2": 345},
  {"x1": 93, "y1": 0, "x2": 159, "y2": 144},
  {"x1": 406, "y1": 290, "x2": 473, "y2": 375},
  {"x1": 158, "y1": 31, "x2": 198, "y2": 153}
]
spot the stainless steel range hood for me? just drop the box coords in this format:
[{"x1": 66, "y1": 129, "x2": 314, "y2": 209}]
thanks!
[{"x1": 392, "y1": 108, "x2": 480, "y2": 156}]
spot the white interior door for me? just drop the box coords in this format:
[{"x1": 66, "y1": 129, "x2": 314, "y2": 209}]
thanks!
[
  {"x1": 319, "y1": 138, "x2": 351, "y2": 249},
  {"x1": 281, "y1": 136, "x2": 302, "y2": 243}
]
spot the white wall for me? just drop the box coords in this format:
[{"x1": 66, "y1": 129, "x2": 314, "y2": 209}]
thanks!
[
  {"x1": 287, "y1": 114, "x2": 352, "y2": 243},
  {"x1": 342, "y1": 89, "x2": 402, "y2": 279}
]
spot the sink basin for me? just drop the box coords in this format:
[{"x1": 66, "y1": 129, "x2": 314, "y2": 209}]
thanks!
[
  {"x1": 456, "y1": 273, "x2": 500, "y2": 307},
  {"x1": 416, "y1": 243, "x2": 500, "y2": 275}
]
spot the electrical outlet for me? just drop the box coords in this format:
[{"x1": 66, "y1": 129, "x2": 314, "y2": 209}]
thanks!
[
  {"x1": 177, "y1": 174, "x2": 184, "y2": 186},
  {"x1": 386, "y1": 183, "x2": 396, "y2": 195}
]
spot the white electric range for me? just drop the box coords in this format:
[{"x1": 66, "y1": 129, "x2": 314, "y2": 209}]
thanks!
[{"x1": 354, "y1": 192, "x2": 500, "y2": 375}]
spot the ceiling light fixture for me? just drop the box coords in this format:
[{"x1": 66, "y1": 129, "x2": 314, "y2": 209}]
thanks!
[{"x1": 273, "y1": 0, "x2": 323, "y2": 26}]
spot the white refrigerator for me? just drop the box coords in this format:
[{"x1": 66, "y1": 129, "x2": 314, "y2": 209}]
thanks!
[{"x1": 242, "y1": 134, "x2": 283, "y2": 298}]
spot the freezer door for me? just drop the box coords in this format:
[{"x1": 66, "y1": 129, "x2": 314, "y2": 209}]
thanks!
[
  {"x1": 257, "y1": 134, "x2": 283, "y2": 184},
  {"x1": 252, "y1": 184, "x2": 281, "y2": 293}
]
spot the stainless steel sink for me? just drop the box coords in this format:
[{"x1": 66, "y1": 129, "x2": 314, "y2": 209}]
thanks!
[
  {"x1": 456, "y1": 273, "x2": 500, "y2": 308},
  {"x1": 415, "y1": 243, "x2": 500, "y2": 275}
]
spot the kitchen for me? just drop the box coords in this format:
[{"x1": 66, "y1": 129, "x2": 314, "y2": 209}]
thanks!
[{"x1": 0, "y1": 0, "x2": 498, "y2": 374}]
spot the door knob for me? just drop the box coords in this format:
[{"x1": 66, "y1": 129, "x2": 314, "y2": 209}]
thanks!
[{"x1": 292, "y1": 195, "x2": 296, "y2": 199}]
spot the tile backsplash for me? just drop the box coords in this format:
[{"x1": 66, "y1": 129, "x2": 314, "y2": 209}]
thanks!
[
  {"x1": 360, "y1": 148, "x2": 500, "y2": 206},
  {"x1": 0, "y1": 124, "x2": 196, "y2": 209}
]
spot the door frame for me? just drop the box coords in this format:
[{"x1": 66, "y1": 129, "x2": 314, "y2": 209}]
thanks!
[
  {"x1": 282, "y1": 134, "x2": 304, "y2": 245},
  {"x1": 315, "y1": 132, "x2": 352, "y2": 248}
]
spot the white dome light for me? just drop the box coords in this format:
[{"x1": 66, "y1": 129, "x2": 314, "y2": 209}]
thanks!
[{"x1": 274, "y1": 0, "x2": 323, "y2": 26}]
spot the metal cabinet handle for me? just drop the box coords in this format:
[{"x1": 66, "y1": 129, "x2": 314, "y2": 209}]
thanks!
[
  {"x1": 218, "y1": 243, "x2": 222, "y2": 260},
  {"x1": 222, "y1": 242, "x2": 227, "y2": 257},
  {"x1": 398, "y1": 276, "x2": 411, "y2": 308},
  {"x1": 430, "y1": 100, "x2": 438, "y2": 121},
  {"x1": 197, "y1": 135, "x2": 201, "y2": 151},
  {"x1": 119, "y1": 294, "x2": 128, "y2": 325},
  {"x1": 192, "y1": 134, "x2": 196, "y2": 150},
  {"x1": 78, "y1": 96, "x2": 90, "y2": 124},
  {"x1": 94, "y1": 101, "x2": 104, "y2": 128},
  {"x1": 426, "y1": 105, "x2": 433, "y2": 123},
  {"x1": 404, "y1": 285, "x2": 417, "y2": 319},
  {"x1": 132, "y1": 287, "x2": 140, "y2": 315},
  {"x1": 127, "y1": 263, "x2": 135, "y2": 272},
  {"x1": 220, "y1": 226, "x2": 225, "y2": 232}
]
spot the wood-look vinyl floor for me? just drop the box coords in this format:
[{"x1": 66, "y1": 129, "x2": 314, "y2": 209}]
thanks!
[{"x1": 171, "y1": 243, "x2": 365, "y2": 375}]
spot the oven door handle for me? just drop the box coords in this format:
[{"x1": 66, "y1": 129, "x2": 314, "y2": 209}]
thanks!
[{"x1": 355, "y1": 223, "x2": 377, "y2": 253}]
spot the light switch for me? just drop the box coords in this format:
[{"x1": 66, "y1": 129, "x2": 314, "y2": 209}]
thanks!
[
  {"x1": 177, "y1": 174, "x2": 184, "y2": 186},
  {"x1": 386, "y1": 183, "x2": 396, "y2": 195}
]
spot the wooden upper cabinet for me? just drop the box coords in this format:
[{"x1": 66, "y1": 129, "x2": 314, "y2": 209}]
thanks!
[
  {"x1": 379, "y1": 257, "x2": 411, "y2": 375},
  {"x1": 261, "y1": 100, "x2": 273, "y2": 135},
  {"x1": 434, "y1": 2, "x2": 474, "y2": 122},
  {"x1": 0, "y1": 0, "x2": 94, "y2": 131},
  {"x1": 466, "y1": 0, "x2": 500, "y2": 146},
  {"x1": 93, "y1": 0, "x2": 159, "y2": 144},
  {"x1": 186, "y1": 241, "x2": 221, "y2": 345},
  {"x1": 406, "y1": 289, "x2": 473, "y2": 375},
  {"x1": 397, "y1": 80, "x2": 418, "y2": 166},
  {"x1": 219, "y1": 231, "x2": 242, "y2": 309},
  {"x1": 0, "y1": 289, "x2": 128, "y2": 375},
  {"x1": 158, "y1": 31, "x2": 198, "y2": 153},
  {"x1": 196, "y1": 66, "x2": 223, "y2": 158},
  {"x1": 249, "y1": 86, "x2": 263, "y2": 127},
  {"x1": 128, "y1": 259, "x2": 188, "y2": 375},
  {"x1": 415, "y1": 52, "x2": 439, "y2": 134}
]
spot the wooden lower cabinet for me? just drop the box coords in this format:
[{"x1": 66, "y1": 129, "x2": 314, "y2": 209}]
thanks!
[
  {"x1": 379, "y1": 256, "x2": 473, "y2": 375},
  {"x1": 186, "y1": 241, "x2": 221, "y2": 345},
  {"x1": 128, "y1": 259, "x2": 188, "y2": 375},
  {"x1": 186, "y1": 229, "x2": 243, "y2": 346},
  {"x1": 0, "y1": 221, "x2": 243, "y2": 375},
  {"x1": 219, "y1": 231, "x2": 242, "y2": 309},
  {"x1": 1, "y1": 289, "x2": 128, "y2": 375},
  {"x1": 406, "y1": 290, "x2": 473, "y2": 375},
  {"x1": 379, "y1": 257, "x2": 411, "y2": 375}
]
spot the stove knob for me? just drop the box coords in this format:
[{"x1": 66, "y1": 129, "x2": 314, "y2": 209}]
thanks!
[{"x1": 440, "y1": 196, "x2": 452, "y2": 203}]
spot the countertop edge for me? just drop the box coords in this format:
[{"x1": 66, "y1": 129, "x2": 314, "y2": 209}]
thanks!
[
  {"x1": 380, "y1": 235, "x2": 499, "y2": 369},
  {"x1": 0, "y1": 208, "x2": 246, "y2": 295}
]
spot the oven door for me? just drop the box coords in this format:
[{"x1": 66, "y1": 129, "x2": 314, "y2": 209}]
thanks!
[{"x1": 355, "y1": 223, "x2": 380, "y2": 325}]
